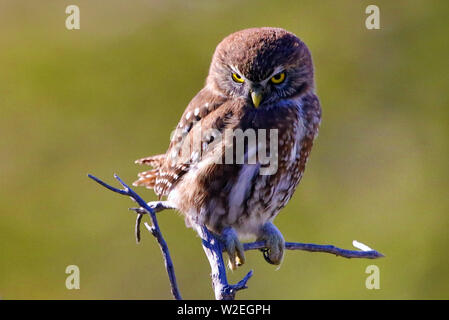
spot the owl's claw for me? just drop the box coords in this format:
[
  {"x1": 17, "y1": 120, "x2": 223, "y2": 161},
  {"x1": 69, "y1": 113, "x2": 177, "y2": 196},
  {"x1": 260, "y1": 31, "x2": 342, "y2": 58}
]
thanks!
[
  {"x1": 220, "y1": 227, "x2": 245, "y2": 270},
  {"x1": 257, "y1": 223, "x2": 285, "y2": 265}
]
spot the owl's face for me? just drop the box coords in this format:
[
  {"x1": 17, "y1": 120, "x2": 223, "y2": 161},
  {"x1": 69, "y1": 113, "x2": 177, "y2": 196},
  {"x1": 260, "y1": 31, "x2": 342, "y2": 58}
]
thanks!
[{"x1": 207, "y1": 28, "x2": 314, "y2": 108}]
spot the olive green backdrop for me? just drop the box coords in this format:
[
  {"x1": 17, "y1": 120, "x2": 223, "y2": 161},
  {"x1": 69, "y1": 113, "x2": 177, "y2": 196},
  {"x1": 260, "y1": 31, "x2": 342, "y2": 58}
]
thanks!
[{"x1": 1, "y1": 0, "x2": 448, "y2": 299}]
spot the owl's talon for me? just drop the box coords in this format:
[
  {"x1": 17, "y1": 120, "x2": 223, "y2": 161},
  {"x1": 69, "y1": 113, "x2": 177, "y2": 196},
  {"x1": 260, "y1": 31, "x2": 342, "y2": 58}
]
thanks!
[
  {"x1": 257, "y1": 223, "x2": 285, "y2": 265},
  {"x1": 260, "y1": 248, "x2": 273, "y2": 264},
  {"x1": 220, "y1": 227, "x2": 245, "y2": 270}
]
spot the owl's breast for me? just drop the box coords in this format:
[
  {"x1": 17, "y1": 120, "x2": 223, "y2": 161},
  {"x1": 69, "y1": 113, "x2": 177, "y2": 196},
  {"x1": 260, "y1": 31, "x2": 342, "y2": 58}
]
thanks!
[{"x1": 245, "y1": 106, "x2": 307, "y2": 215}]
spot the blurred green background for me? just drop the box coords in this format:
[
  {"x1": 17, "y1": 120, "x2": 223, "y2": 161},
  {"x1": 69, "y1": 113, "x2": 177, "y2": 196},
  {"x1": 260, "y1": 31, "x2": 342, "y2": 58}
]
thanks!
[{"x1": 1, "y1": 0, "x2": 448, "y2": 299}]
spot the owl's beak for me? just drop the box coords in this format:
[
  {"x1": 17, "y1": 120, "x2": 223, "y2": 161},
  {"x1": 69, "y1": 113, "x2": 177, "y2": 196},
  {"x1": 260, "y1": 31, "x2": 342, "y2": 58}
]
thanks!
[{"x1": 251, "y1": 90, "x2": 263, "y2": 108}]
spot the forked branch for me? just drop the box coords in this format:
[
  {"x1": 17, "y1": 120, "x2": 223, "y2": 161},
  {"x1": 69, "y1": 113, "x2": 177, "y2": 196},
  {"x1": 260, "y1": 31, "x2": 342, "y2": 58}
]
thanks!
[{"x1": 88, "y1": 174, "x2": 182, "y2": 300}]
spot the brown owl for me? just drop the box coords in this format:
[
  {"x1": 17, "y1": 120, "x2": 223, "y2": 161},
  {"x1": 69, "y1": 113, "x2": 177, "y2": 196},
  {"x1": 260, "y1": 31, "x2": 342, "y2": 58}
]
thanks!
[{"x1": 134, "y1": 27, "x2": 321, "y2": 269}]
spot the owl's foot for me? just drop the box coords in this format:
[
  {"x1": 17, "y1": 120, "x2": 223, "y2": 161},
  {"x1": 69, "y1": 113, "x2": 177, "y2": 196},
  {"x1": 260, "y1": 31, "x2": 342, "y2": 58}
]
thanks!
[
  {"x1": 220, "y1": 227, "x2": 245, "y2": 270},
  {"x1": 257, "y1": 223, "x2": 285, "y2": 265}
]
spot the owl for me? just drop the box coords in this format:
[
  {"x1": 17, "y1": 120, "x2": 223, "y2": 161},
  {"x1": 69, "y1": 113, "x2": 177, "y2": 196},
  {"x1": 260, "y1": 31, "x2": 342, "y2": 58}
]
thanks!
[{"x1": 134, "y1": 27, "x2": 321, "y2": 269}]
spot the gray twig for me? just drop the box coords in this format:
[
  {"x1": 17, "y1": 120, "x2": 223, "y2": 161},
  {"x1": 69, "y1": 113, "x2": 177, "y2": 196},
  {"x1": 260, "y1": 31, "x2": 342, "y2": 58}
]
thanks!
[
  {"x1": 88, "y1": 174, "x2": 384, "y2": 300},
  {"x1": 243, "y1": 242, "x2": 384, "y2": 259},
  {"x1": 88, "y1": 174, "x2": 182, "y2": 300}
]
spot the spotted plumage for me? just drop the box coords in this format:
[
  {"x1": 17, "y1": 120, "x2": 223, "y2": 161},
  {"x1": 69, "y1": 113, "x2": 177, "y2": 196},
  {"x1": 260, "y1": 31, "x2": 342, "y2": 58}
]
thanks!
[{"x1": 134, "y1": 27, "x2": 321, "y2": 268}]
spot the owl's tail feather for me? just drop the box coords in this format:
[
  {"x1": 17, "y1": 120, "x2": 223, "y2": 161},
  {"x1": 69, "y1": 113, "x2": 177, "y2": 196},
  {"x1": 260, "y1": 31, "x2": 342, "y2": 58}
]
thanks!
[
  {"x1": 133, "y1": 169, "x2": 158, "y2": 189},
  {"x1": 133, "y1": 154, "x2": 166, "y2": 189},
  {"x1": 134, "y1": 154, "x2": 165, "y2": 168}
]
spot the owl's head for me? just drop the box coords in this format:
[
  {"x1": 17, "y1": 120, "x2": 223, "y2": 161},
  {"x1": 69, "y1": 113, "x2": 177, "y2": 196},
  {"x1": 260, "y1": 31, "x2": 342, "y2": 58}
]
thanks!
[{"x1": 207, "y1": 27, "x2": 314, "y2": 108}]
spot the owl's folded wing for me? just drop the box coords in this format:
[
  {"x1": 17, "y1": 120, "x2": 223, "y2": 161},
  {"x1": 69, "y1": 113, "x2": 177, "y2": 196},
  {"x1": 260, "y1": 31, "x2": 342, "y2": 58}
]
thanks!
[{"x1": 134, "y1": 88, "x2": 248, "y2": 197}]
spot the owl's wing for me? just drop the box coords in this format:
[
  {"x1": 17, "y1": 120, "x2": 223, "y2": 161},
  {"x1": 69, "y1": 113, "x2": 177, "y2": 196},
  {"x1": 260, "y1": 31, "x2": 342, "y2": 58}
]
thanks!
[{"x1": 134, "y1": 88, "x2": 245, "y2": 197}]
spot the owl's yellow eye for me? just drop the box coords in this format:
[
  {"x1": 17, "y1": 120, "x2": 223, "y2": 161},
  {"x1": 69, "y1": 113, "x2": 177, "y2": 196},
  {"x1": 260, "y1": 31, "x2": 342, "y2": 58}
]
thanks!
[
  {"x1": 271, "y1": 72, "x2": 286, "y2": 84},
  {"x1": 232, "y1": 73, "x2": 244, "y2": 83}
]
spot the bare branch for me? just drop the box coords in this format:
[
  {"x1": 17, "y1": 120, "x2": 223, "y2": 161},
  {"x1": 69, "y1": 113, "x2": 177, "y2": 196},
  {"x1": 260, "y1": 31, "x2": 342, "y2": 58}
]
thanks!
[
  {"x1": 242, "y1": 241, "x2": 384, "y2": 259},
  {"x1": 88, "y1": 174, "x2": 182, "y2": 300},
  {"x1": 194, "y1": 224, "x2": 253, "y2": 300}
]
